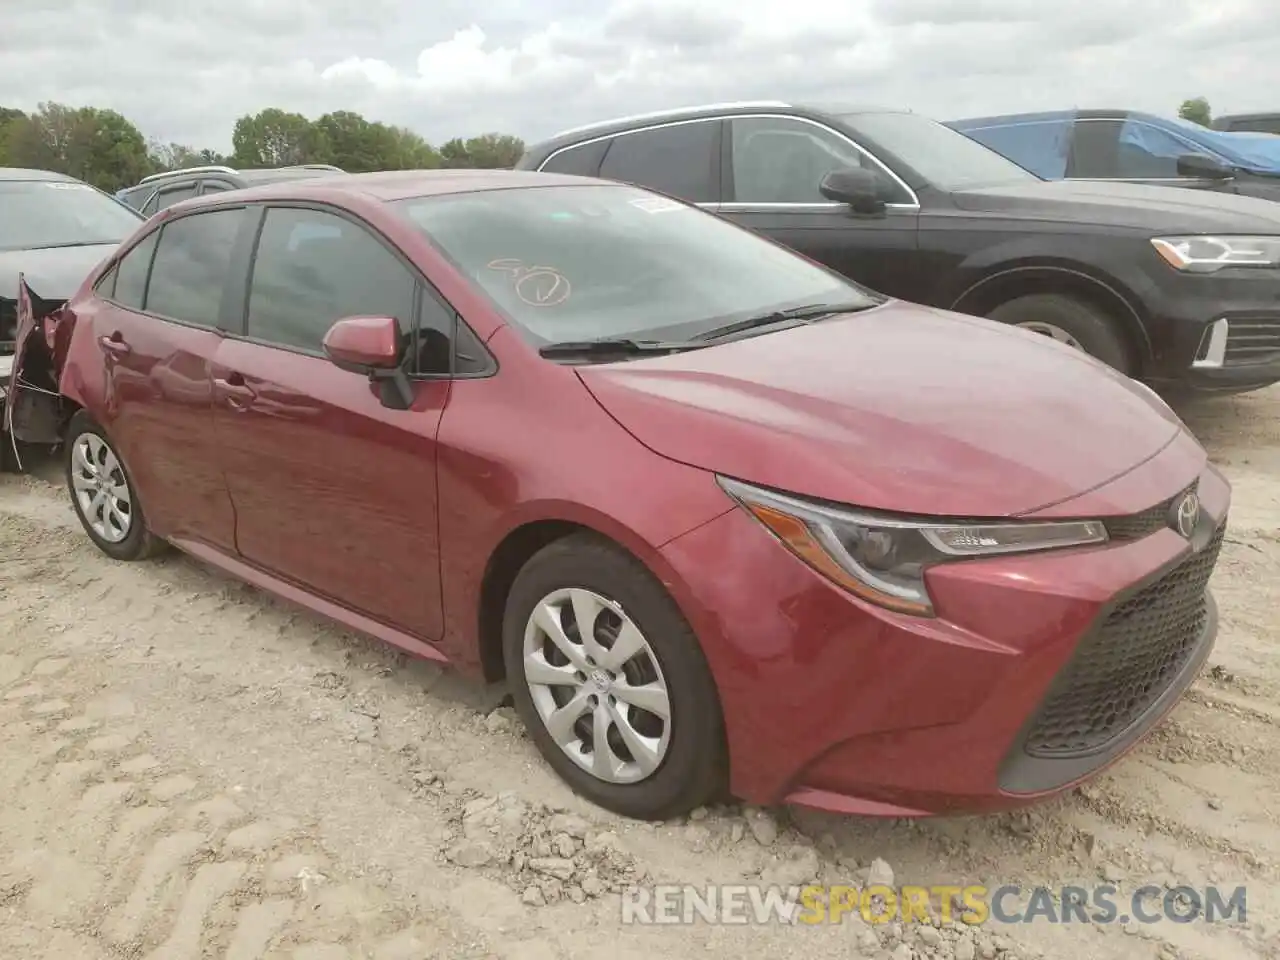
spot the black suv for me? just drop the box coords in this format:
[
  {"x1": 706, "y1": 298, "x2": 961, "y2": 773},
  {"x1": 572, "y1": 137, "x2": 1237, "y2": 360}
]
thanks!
[
  {"x1": 516, "y1": 102, "x2": 1280, "y2": 395},
  {"x1": 1214, "y1": 112, "x2": 1280, "y2": 135},
  {"x1": 117, "y1": 163, "x2": 346, "y2": 216}
]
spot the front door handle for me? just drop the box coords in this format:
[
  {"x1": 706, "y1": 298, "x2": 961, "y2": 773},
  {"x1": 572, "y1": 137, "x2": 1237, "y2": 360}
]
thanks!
[
  {"x1": 99, "y1": 333, "x2": 130, "y2": 357},
  {"x1": 213, "y1": 373, "x2": 256, "y2": 411}
]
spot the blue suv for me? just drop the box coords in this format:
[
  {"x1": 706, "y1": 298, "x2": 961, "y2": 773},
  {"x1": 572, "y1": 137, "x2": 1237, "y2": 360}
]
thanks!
[{"x1": 948, "y1": 109, "x2": 1280, "y2": 203}]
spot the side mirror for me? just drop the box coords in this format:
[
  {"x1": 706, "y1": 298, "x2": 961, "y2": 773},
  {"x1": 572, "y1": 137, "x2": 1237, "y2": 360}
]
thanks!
[
  {"x1": 1176, "y1": 153, "x2": 1232, "y2": 180},
  {"x1": 322, "y1": 315, "x2": 414, "y2": 410},
  {"x1": 819, "y1": 168, "x2": 887, "y2": 216}
]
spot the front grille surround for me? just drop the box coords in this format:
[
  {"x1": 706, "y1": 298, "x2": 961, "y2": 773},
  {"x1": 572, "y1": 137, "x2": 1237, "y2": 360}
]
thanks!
[
  {"x1": 1020, "y1": 520, "x2": 1225, "y2": 760},
  {"x1": 1102, "y1": 481, "x2": 1197, "y2": 542}
]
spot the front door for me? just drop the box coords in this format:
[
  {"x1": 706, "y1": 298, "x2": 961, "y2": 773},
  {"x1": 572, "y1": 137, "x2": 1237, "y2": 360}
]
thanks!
[
  {"x1": 211, "y1": 204, "x2": 449, "y2": 641},
  {"x1": 718, "y1": 115, "x2": 921, "y2": 299},
  {"x1": 82, "y1": 209, "x2": 247, "y2": 551}
]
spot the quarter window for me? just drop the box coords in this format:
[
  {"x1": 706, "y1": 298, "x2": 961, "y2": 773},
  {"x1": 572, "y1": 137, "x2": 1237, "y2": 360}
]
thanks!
[
  {"x1": 598, "y1": 121, "x2": 718, "y2": 203},
  {"x1": 539, "y1": 139, "x2": 610, "y2": 177},
  {"x1": 145, "y1": 209, "x2": 245, "y2": 327},
  {"x1": 729, "y1": 117, "x2": 912, "y2": 204},
  {"x1": 246, "y1": 207, "x2": 416, "y2": 355}
]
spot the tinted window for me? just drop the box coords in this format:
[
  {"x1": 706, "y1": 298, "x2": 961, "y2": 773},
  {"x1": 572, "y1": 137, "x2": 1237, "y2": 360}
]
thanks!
[
  {"x1": 145, "y1": 209, "x2": 245, "y2": 326},
  {"x1": 540, "y1": 140, "x2": 609, "y2": 177},
  {"x1": 0, "y1": 179, "x2": 143, "y2": 251},
  {"x1": 247, "y1": 208, "x2": 416, "y2": 354},
  {"x1": 1225, "y1": 117, "x2": 1280, "y2": 134},
  {"x1": 598, "y1": 121, "x2": 717, "y2": 202},
  {"x1": 958, "y1": 121, "x2": 1071, "y2": 179},
  {"x1": 394, "y1": 183, "x2": 879, "y2": 348},
  {"x1": 154, "y1": 183, "x2": 198, "y2": 210},
  {"x1": 840, "y1": 111, "x2": 1040, "y2": 190},
  {"x1": 111, "y1": 231, "x2": 160, "y2": 310},
  {"x1": 730, "y1": 116, "x2": 912, "y2": 204},
  {"x1": 201, "y1": 181, "x2": 234, "y2": 194}
]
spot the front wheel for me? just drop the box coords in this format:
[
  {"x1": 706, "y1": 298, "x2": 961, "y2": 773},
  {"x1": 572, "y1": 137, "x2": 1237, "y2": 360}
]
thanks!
[
  {"x1": 987, "y1": 293, "x2": 1134, "y2": 375},
  {"x1": 64, "y1": 411, "x2": 166, "y2": 561},
  {"x1": 502, "y1": 533, "x2": 727, "y2": 820}
]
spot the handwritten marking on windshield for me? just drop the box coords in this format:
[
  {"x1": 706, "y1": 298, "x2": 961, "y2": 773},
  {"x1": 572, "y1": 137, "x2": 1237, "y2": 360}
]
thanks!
[{"x1": 486, "y1": 259, "x2": 572, "y2": 307}]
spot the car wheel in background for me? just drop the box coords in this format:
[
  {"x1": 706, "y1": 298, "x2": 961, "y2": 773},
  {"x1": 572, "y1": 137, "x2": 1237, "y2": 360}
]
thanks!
[
  {"x1": 64, "y1": 411, "x2": 166, "y2": 562},
  {"x1": 988, "y1": 293, "x2": 1133, "y2": 375},
  {"x1": 502, "y1": 532, "x2": 727, "y2": 820}
]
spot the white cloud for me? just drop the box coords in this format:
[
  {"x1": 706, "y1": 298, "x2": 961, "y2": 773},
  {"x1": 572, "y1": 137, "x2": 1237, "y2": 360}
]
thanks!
[{"x1": 1, "y1": 0, "x2": 1276, "y2": 153}]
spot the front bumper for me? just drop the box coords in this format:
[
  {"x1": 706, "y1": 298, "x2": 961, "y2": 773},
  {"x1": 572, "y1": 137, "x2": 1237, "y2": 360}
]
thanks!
[
  {"x1": 659, "y1": 458, "x2": 1229, "y2": 816},
  {"x1": 1136, "y1": 267, "x2": 1280, "y2": 393}
]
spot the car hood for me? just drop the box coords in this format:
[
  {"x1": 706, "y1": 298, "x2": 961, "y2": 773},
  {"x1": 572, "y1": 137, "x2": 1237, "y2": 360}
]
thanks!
[
  {"x1": 951, "y1": 178, "x2": 1280, "y2": 233},
  {"x1": 576, "y1": 302, "x2": 1185, "y2": 518},
  {"x1": 0, "y1": 243, "x2": 116, "y2": 302}
]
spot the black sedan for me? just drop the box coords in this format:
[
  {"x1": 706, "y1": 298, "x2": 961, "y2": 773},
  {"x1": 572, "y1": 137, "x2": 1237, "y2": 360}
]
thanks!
[{"x1": 517, "y1": 102, "x2": 1280, "y2": 394}]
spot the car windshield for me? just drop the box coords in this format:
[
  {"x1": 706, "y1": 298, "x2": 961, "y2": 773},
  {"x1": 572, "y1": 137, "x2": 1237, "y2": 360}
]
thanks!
[
  {"x1": 392, "y1": 183, "x2": 878, "y2": 348},
  {"x1": 842, "y1": 111, "x2": 1042, "y2": 191},
  {"x1": 0, "y1": 179, "x2": 143, "y2": 252}
]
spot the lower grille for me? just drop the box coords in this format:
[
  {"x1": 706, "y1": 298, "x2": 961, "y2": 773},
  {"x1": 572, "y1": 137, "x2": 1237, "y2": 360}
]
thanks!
[
  {"x1": 1023, "y1": 522, "x2": 1225, "y2": 759},
  {"x1": 1224, "y1": 317, "x2": 1280, "y2": 368}
]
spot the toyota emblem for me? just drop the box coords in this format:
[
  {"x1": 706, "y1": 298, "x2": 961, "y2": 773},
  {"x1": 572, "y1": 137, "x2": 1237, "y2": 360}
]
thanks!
[{"x1": 1171, "y1": 491, "x2": 1200, "y2": 539}]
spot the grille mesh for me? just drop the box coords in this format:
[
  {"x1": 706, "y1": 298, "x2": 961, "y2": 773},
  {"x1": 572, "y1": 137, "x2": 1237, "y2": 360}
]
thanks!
[{"x1": 1023, "y1": 522, "x2": 1225, "y2": 759}]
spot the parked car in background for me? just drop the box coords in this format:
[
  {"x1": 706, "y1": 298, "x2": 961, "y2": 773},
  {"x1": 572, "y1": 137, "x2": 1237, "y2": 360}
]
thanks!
[
  {"x1": 2, "y1": 167, "x2": 144, "y2": 466},
  {"x1": 1213, "y1": 112, "x2": 1280, "y2": 135},
  {"x1": 5, "y1": 170, "x2": 1229, "y2": 821},
  {"x1": 947, "y1": 109, "x2": 1280, "y2": 202},
  {"x1": 517, "y1": 102, "x2": 1280, "y2": 394},
  {"x1": 116, "y1": 163, "x2": 346, "y2": 216}
]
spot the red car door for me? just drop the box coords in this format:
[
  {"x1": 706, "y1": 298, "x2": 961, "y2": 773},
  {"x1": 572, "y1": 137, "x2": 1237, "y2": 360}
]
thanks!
[
  {"x1": 75, "y1": 210, "x2": 248, "y2": 551},
  {"x1": 211, "y1": 205, "x2": 449, "y2": 642}
]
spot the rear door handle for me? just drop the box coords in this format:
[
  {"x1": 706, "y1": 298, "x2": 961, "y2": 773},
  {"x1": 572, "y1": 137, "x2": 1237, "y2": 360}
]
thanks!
[
  {"x1": 99, "y1": 333, "x2": 130, "y2": 357},
  {"x1": 213, "y1": 373, "x2": 256, "y2": 410}
]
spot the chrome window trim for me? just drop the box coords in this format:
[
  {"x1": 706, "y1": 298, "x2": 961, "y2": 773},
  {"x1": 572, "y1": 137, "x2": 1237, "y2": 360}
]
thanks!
[{"x1": 536, "y1": 112, "x2": 921, "y2": 211}]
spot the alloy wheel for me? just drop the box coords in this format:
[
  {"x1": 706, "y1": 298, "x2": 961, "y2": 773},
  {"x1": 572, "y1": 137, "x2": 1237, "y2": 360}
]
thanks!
[
  {"x1": 70, "y1": 433, "x2": 133, "y2": 543},
  {"x1": 1016, "y1": 320, "x2": 1084, "y2": 350},
  {"x1": 521, "y1": 587, "x2": 672, "y2": 784}
]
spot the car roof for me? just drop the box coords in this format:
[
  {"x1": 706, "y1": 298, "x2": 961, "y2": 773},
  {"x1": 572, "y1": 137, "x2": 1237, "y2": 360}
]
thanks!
[
  {"x1": 518, "y1": 101, "x2": 912, "y2": 164},
  {"x1": 0, "y1": 167, "x2": 80, "y2": 183},
  {"x1": 166, "y1": 168, "x2": 602, "y2": 211}
]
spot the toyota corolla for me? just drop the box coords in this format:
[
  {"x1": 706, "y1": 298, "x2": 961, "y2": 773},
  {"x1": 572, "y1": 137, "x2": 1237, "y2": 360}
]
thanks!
[{"x1": 5, "y1": 170, "x2": 1229, "y2": 820}]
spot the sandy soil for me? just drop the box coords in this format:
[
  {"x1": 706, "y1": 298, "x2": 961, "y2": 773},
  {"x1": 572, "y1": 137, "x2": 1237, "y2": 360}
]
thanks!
[{"x1": 1, "y1": 387, "x2": 1277, "y2": 960}]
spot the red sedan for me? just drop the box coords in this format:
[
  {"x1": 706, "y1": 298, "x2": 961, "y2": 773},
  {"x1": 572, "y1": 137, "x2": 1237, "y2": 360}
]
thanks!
[{"x1": 8, "y1": 170, "x2": 1229, "y2": 820}]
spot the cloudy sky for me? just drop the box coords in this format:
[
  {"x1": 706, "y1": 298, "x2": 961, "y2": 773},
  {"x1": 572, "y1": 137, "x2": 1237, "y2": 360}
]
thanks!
[{"x1": 3, "y1": 0, "x2": 1276, "y2": 152}]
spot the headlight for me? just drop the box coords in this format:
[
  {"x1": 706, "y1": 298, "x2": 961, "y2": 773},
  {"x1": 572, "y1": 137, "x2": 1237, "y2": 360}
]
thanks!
[
  {"x1": 1151, "y1": 236, "x2": 1280, "y2": 274},
  {"x1": 717, "y1": 477, "x2": 1108, "y2": 617}
]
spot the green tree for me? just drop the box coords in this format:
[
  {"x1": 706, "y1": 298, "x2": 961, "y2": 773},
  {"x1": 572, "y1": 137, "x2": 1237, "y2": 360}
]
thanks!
[
  {"x1": 149, "y1": 141, "x2": 227, "y2": 172},
  {"x1": 0, "y1": 107, "x2": 25, "y2": 164},
  {"x1": 231, "y1": 108, "x2": 328, "y2": 167},
  {"x1": 1178, "y1": 97, "x2": 1212, "y2": 127},
  {"x1": 1, "y1": 102, "x2": 152, "y2": 190},
  {"x1": 438, "y1": 133, "x2": 525, "y2": 169}
]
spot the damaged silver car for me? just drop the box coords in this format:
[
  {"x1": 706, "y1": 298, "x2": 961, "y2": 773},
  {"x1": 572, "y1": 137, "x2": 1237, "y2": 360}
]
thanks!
[{"x1": 2, "y1": 167, "x2": 142, "y2": 469}]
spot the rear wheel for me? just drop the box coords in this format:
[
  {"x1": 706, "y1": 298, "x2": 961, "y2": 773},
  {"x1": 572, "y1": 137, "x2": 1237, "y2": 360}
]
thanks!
[
  {"x1": 64, "y1": 412, "x2": 166, "y2": 562},
  {"x1": 502, "y1": 533, "x2": 727, "y2": 820},
  {"x1": 987, "y1": 293, "x2": 1133, "y2": 375}
]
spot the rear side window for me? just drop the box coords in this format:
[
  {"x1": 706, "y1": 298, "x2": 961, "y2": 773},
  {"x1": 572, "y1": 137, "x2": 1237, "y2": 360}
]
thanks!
[
  {"x1": 153, "y1": 183, "x2": 198, "y2": 211},
  {"x1": 960, "y1": 120, "x2": 1072, "y2": 179},
  {"x1": 598, "y1": 120, "x2": 718, "y2": 203},
  {"x1": 145, "y1": 209, "x2": 245, "y2": 327},
  {"x1": 110, "y1": 231, "x2": 160, "y2": 310},
  {"x1": 1114, "y1": 120, "x2": 1197, "y2": 178},
  {"x1": 540, "y1": 139, "x2": 610, "y2": 177},
  {"x1": 246, "y1": 207, "x2": 416, "y2": 355}
]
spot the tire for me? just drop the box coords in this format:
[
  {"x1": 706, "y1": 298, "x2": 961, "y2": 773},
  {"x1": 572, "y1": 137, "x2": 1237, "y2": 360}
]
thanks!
[
  {"x1": 987, "y1": 293, "x2": 1133, "y2": 375},
  {"x1": 64, "y1": 411, "x2": 166, "y2": 562},
  {"x1": 502, "y1": 533, "x2": 728, "y2": 821}
]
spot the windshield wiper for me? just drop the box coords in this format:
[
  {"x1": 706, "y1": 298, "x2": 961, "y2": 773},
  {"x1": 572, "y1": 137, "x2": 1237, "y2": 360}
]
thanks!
[
  {"x1": 693, "y1": 301, "x2": 878, "y2": 342},
  {"x1": 538, "y1": 338, "x2": 700, "y2": 359}
]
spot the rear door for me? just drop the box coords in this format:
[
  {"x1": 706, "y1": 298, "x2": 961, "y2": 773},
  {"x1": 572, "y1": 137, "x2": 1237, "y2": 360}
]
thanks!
[
  {"x1": 77, "y1": 207, "x2": 249, "y2": 550},
  {"x1": 210, "y1": 203, "x2": 451, "y2": 643},
  {"x1": 719, "y1": 114, "x2": 920, "y2": 299}
]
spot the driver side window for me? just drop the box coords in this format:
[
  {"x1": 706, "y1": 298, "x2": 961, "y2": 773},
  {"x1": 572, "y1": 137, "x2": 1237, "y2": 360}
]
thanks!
[{"x1": 729, "y1": 117, "x2": 911, "y2": 205}]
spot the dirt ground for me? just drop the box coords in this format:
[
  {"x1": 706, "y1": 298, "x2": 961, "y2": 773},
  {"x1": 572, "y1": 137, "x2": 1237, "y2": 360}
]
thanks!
[{"x1": 1, "y1": 387, "x2": 1277, "y2": 960}]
